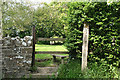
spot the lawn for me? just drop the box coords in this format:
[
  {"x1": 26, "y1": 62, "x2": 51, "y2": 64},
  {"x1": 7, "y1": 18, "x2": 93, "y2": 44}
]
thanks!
[
  {"x1": 35, "y1": 44, "x2": 68, "y2": 51},
  {"x1": 35, "y1": 44, "x2": 69, "y2": 67}
]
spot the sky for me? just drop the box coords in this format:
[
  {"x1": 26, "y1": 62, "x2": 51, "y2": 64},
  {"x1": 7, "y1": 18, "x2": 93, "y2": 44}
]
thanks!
[
  {"x1": 25, "y1": 0, "x2": 52, "y2": 4},
  {"x1": 10, "y1": 0, "x2": 52, "y2": 4},
  {"x1": 26, "y1": 0, "x2": 53, "y2": 9},
  {"x1": 11, "y1": 0, "x2": 53, "y2": 9}
]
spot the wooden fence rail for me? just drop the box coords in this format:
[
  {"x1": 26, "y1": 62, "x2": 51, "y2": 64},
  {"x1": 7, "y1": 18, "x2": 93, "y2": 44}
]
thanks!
[
  {"x1": 37, "y1": 38, "x2": 65, "y2": 41},
  {"x1": 31, "y1": 26, "x2": 68, "y2": 67}
]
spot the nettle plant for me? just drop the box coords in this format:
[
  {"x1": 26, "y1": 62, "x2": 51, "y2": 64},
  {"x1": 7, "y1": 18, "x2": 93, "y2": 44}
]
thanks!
[{"x1": 65, "y1": 2, "x2": 120, "y2": 67}]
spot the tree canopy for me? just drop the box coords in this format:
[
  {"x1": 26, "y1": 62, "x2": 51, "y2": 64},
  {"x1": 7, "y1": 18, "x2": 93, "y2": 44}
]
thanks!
[
  {"x1": 3, "y1": 1, "x2": 33, "y2": 37},
  {"x1": 2, "y1": 1, "x2": 67, "y2": 38}
]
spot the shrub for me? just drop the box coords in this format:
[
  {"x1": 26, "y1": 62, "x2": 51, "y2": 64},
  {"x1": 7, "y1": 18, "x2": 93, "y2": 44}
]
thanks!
[{"x1": 65, "y1": 2, "x2": 120, "y2": 67}]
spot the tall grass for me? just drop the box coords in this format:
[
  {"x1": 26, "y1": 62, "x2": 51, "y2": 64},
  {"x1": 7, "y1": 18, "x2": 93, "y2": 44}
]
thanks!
[{"x1": 57, "y1": 59, "x2": 120, "y2": 79}]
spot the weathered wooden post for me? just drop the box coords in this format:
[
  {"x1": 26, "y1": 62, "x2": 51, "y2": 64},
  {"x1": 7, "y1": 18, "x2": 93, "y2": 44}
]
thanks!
[
  {"x1": 31, "y1": 26, "x2": 35, "y2": 67},
  {"x1": 81, "y1": 23, "x2": 89, "y2": 71}
]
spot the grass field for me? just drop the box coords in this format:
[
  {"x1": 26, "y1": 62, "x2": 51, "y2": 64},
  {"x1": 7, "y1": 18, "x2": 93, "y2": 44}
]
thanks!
[
  {"x1": 35, "y1": 44, "x2": 69, "y2": 67},
  {"x1": 35, "y1": 44, "x2": 68, "y2": 59},
  {"x1": 35, "y1": 44, "x2": 68, "y2": 51}
]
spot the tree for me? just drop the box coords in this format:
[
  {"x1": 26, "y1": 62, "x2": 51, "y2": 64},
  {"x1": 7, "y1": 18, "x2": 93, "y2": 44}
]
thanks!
[
  {"x1": 34, "y1": 2, "x2": 67, "y2": 38},
  {"x1": 2, "y1": 0, "x2": 33, "y2": 37}
]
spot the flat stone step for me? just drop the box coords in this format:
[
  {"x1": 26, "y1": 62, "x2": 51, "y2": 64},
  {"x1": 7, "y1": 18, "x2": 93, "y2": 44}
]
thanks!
[
  {"x1": 37, "y1": 67, "x2": 58, "y2": 74},
  {"x1": 27, "y1": 73, "x2": 57, "y2": 78},
  {"x1": 26, "y1": 67, "x2": 58, "y2": 78}
]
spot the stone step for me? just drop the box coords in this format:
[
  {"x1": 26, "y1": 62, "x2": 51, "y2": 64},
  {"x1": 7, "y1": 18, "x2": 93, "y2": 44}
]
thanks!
[
  {"x1": 27, "y1": 73, "x2": 57, "y2": 78},
  {"x1": 26, "y1": 67, "x2": 58, "y2": 78},
  {"x1": 37, "y1": 67, "x2": 58, "y2": 74}
]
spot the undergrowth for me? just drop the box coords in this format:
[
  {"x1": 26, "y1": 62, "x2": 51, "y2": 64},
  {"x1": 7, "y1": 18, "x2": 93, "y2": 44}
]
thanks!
[{"x1": 56, "y1": 59, "x2": 120, "y2": 79}]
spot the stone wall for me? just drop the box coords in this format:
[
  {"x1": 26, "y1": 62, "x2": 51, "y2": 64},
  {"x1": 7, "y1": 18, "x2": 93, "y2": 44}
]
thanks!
[
  {"x1": 0, "y1": 0, "x2": 3, "y2": 79},
  {"x1": 2, "y1": 36, "x2": 33, "y2": 78}
]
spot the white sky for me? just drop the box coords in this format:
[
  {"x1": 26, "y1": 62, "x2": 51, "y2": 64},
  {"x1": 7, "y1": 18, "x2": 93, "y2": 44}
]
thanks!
[
  {"x1": 25, "y1": 0, "x2": 52, "y2": 4},
  {"x1": 11, "y1": 0, "x2": 53, "y2": 9},
  {"x1": 27, "y1": 0, "x2": 53, "y2": 9}
]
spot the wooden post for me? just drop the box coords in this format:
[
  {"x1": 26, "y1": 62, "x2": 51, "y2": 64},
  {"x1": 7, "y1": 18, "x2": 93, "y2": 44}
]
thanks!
[
  {"x1": 61, "y1": 57, "x2": 64, "y2": 64},
  {"x1": 31, "y1": 26, "x2": 35, "y2": 67},
  {"x1": 81, "y1": 23, "x2": 89, "y2": 71},
  {"x1": 53, "y1": 56, "x2": 56, "y2": 62}
]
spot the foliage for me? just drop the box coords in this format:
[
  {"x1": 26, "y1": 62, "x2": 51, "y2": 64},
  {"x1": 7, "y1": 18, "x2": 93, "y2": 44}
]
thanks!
[
  {"x1": 2, "y1": 0, "x2": 33, "y2": 37},
  {"x1": 57, "y1": 59, "x2": 120, "y2": 78},
  {"x1": 65, "y1": 2, "x2": 120, "y2": 67},
  {"x1": 49, "y1": 2, "x2": 69, "y2": 36},
  {"x1": 3, "y1": 1, "x2": 67, "y2": 38},
  {"x1": 33, "y1": 3, "x2": 66, "y2": 38}
]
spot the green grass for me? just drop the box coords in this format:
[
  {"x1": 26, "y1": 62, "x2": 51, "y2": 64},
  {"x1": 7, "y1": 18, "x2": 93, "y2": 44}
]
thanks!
[
  {"x1": 35, "y1": 60, "x2": 53, "y2": 67},
  {"x1": 56, "y1": 59, "x2": 120, "y2": 78},
  {"x1": 35, "y1": 44, "x2": 69, "y2": 59},
  {"x1": 35, "y1": 54, "x2": 52, "y2": 59},
  {"x1": 35, "y1": 44, "x2": 69, "y2": 67},
  {"x1": 35, "y1": 44, "x2": 68, "y2": 51}
]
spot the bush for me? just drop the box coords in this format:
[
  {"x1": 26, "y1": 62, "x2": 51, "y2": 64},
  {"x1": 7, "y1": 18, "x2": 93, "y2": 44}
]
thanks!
[{"x1": 65, "y1": 2, "x2": 120, "y2": 67}]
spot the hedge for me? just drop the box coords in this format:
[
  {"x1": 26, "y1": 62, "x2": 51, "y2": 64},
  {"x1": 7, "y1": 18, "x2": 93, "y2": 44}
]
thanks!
[{"x1": 65, "y1": 2, "x2": 120, "y2": 67}]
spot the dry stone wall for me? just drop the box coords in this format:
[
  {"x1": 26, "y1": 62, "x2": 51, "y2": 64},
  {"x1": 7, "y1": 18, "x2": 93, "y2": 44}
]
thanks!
[
  {"x1": 2, "y1": 36, "x2": 33, "y2": 78},
  {"x1": 0, "y1": 1, "x2": 2, "y2": 79}
]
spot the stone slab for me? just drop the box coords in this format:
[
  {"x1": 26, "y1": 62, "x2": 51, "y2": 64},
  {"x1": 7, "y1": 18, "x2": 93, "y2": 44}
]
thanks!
[{"x1": 21, "y1": 47, "x2": 32, "y2": 53}]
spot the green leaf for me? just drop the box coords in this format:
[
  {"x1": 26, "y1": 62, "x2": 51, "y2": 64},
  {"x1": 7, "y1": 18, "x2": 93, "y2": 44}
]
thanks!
[
  {"x1": 102, "y1": 18, "x2": 108, "y2": 21},
  {"x1": 96, "y1": 22, "x2": 103, "y2": 25}
]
